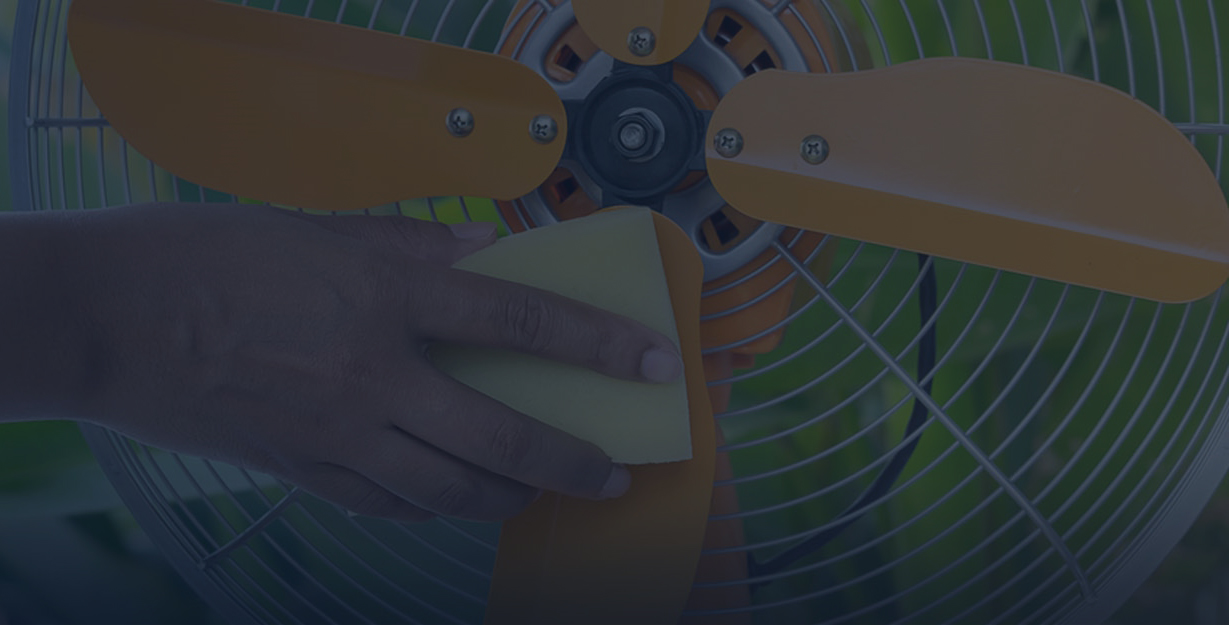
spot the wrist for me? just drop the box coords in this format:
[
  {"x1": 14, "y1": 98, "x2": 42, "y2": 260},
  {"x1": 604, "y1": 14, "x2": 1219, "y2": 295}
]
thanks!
[{"x1": 0, "y1": 210, "x2": 97, "y2": 422}]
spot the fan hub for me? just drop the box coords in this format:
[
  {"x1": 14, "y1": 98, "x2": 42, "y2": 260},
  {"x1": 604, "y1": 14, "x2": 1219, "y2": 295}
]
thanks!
[
  {"x1": 563, "y1": 62, "x2": 707, "y2": 208},
  {"x1": 612, "y1": 110, "x2": 660, "y2": 159},
  {"x1": 495, "y1": 0, "x2": 825, "y2": 282}
]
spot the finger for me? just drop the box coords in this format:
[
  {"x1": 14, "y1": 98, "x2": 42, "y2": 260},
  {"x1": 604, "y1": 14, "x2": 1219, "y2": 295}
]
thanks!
[
  {"x1": 288, "y1": 462, "x2": 437, "y2": 523},
  {"x1": 413, "y1": 267, "x2": 683, "y2": 384},
  {"x1": 387, "y1": 370, "x2": 632, "y2": 502},
  {"x1": 346, "y1": 425, "x2": 542, "y2": 522},
  {"x1": 286, "y1": 210, "x2": 498, "y2": 264}
]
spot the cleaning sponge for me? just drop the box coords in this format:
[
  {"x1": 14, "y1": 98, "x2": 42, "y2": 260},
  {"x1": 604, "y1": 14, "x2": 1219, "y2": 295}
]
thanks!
[{"x1": 429, "y1": 207, "x2": 693, "y2": 464}]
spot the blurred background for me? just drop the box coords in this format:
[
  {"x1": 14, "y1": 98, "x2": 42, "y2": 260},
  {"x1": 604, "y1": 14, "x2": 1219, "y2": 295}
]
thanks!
[{"x1": 2, "y1": 1, "x2": 1229, "y2": 623}]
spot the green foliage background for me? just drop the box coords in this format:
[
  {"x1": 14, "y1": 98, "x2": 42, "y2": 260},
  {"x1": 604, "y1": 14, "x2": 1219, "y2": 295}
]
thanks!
[{"x1": 1, "y1": 0, "x2": 1228, "y2": 623}]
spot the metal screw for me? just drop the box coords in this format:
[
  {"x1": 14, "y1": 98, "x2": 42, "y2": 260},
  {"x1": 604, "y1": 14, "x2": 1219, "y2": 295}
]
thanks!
[
  {"x1": 529, "y1": 114, "x2": 558, "y2": 144},
  {"x1": 628, "y1": 27, "x2": 656, "y2": 57},
  {"x1": 612, "y1": 109, "x2": 664, "y2": 162},
  {"x1": 801, "y1": 134, "x2": 829, "y2": 164},
  {"x1": 714, "y1": 128, "x2": 744, "y2": 158},
  {"x1": 446, "y1": 108, "x2": 474, "y2": 138},
  {"x1": 619, "y1": 121, "x2": 648, "y2": 151}
]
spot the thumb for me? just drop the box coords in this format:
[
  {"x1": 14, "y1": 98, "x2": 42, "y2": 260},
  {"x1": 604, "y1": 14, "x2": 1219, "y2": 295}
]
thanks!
[
  {"x1": 442, "y1": 221, "x2": 501, "y2": 260},
  {"x1": 295, "y1": 213, "x2": 499, "y2": 264}
]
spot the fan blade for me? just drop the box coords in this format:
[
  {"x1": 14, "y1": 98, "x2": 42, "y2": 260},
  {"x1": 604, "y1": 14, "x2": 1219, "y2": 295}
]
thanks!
[
  {"x1": 572, "y1": 0, "x2": 710, "y2": 66},
  {"x1": 486, "y1": 208, "x2": 714, "y2": 625},
  {"x1": 706, "y1": 58, "x2": 1229, "y2": 303},
  {"x1": 67, "y1": 0, "x2": 566, "y2": 211}
]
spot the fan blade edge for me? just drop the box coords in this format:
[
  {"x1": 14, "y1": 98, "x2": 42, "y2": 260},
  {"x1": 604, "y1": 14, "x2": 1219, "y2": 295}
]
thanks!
[
  {"x1": 707, "y1": 58, "x2": 1229, "y2": 303},
  {"x1": 68, "y1": 0, "x2": 566, "y2": 210},
  {"x1": 571, "y1": 0, "x2": 710, "y2": 66}
]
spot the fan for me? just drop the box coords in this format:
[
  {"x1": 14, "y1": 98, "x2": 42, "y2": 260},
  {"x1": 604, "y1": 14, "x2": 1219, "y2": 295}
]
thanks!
[{"x1": 10, "y1": 0, "x2": 1229, "y2": 623}]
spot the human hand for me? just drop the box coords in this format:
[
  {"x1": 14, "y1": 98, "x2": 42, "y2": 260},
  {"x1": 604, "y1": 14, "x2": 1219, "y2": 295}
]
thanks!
[{"x1": 52, "y1": 203, "x2": 683, "y2": 522}]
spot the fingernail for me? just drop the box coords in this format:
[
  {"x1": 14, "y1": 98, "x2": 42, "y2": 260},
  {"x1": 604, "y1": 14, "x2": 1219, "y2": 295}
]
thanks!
[
  {"x1": 599, "y1": 464, "x2": 631, "y2": 499},
  {"x1": 346, "y1": 510, "x2": 360, "y2": 519},
  {"x1": 449, "y1": 221, "x2": 497, "y2": 240},
  {"x1": 640, "y1": 347, "x2": 683, "y2": 383}
]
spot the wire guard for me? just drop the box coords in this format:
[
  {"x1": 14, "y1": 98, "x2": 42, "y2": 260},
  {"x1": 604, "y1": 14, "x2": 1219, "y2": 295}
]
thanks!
[
  {"x1": 14, "y1": 0, "x2": 1229, "y2": 624},
  {"x1": 770, "y1": 241, "x2": 1094, "y2": 600},
  {"x1": 741, "y1": 253, "x2": 938, "y2": 583}
]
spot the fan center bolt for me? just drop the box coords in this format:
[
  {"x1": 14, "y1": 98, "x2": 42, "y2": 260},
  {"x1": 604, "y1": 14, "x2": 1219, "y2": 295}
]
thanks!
[
  {"x1": 611, "y1": 109, "x2": 665, "y2": 162},
  {"x1": 563, "y1": 62, "x2": 703, "y2": 206},
  {"x1": 619, "y1": 122, "x2": 648, "y2": 150}
]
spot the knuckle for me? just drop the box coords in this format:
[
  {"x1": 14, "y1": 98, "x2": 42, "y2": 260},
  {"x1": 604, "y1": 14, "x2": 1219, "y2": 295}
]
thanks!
[
  {"x1": 487, "y1": 418, "x2": 541, "y2": 475},
  {"x1": 364, "y1": 251, "x2": 406, "y2": 305},
  {"x1": 498, "y1": 292, "x2": 555, "y2": 353},
  {"x1": 337, "y1": 353, "x2": 381, "y2": 395},
  {"x1": 236, "y1": 448, "x2": 286, "y2": 477},
  {"x1": 428, "y1": 476, "x2": 481, "y2": 517},
  {"x1": 589, "y1": 327, "x2": 623, "y2": 370},
  {"x1": 349, "y1": 485, "x2": 402, "y2": 518},
  {"x1": 356, "y1": 216, "x2": 431, "y2": 254},
  {"x1": 387, "y1": 219, "x2": 450, "y2": 262},
  {"x1": 358, "y1": 500, "x2": 435, "y2": 523}
]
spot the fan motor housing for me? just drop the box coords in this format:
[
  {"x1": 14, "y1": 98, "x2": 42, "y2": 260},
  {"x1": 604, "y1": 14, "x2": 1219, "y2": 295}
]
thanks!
[
  {"x1": 497, "y1": 0, "x2": 848, "y2": 355},
  {"x1": 562, "y1": 61, "x2": 710, "y2": 208}
]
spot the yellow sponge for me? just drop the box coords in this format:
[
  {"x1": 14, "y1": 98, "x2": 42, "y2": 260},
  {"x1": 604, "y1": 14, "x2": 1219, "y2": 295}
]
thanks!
[{"x1": 429, "y1": 207, "x2": 693, "y2": 464}]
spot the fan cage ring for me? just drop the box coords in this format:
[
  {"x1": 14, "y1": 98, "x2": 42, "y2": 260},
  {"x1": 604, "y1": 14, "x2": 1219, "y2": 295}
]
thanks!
[{"x1": 8, "y1": 1, "x2": 1229, "y2": 624}]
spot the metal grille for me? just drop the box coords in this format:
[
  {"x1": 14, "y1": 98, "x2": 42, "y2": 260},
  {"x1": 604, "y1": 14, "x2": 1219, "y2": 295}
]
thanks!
[{"x1": 8, "y1": 1, "x2": 1229, "y2": 624}]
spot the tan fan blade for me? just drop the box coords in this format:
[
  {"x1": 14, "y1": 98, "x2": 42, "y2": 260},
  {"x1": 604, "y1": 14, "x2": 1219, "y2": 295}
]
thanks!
[
  {"x1": 707, "y1": 58, "x2": 1229, "y2": 303},
  {"x1": 572, "y1": 0, "x2": 710, "y2": 66},
  {"x1": 485, "y1": 209, "x2": 715, "y2": 625},
  {"x1": 68, "y1": 0, "x2": 566, "y2": 211}
]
